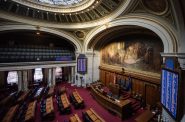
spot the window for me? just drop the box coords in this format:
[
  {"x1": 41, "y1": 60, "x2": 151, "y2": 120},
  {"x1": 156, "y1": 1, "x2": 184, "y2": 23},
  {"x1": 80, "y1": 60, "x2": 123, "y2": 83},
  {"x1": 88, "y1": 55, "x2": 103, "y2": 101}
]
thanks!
[
  {"x1": 34, "y1": 68, "x2": 43, "y2": 82},
  {"x1": 7, "y1": 71, "x2": 18, "y2": 84},
  {"x1": 38, "y1": 0, "x2": 83, "y2": 5},
  {"x1": 55, "y1": 67, "x2": 62, "y2": 79}
]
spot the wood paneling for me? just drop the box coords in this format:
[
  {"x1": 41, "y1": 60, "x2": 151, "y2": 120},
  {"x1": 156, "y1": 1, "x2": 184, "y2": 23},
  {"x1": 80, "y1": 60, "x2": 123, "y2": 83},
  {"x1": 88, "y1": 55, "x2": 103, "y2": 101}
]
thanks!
[{"x1": 99, "y1": 66, "x2": 160, "y2": 106}]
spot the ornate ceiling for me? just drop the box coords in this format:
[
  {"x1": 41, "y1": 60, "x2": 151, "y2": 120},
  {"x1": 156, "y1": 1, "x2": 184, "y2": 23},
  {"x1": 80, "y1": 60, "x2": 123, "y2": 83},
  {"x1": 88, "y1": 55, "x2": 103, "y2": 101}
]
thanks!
[{"x1": 0, "y1": 0, "x2": 127, "y2": 24}]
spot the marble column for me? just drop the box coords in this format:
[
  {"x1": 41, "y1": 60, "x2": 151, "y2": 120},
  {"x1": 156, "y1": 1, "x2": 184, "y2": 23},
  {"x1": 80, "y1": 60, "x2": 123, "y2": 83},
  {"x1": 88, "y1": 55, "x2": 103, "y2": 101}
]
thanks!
[
  {"x1": 22, "y1": 70, "x2": 28, "y2": 91},
  {"x1": 17, "y1": 70, "x2": 22, "y2": 91},
  {"x1": 48, "y1": 68, "x2": 52, "y2": 86},
  {"x1": 52, "y1": 67, "x2": 56, "y2": 86},
  {"x1": 68, "y1": 67, "x2": 71, "y2": 83},
  {"x1": 71, "y1": 66, "x2": 75, "y2": 84}
]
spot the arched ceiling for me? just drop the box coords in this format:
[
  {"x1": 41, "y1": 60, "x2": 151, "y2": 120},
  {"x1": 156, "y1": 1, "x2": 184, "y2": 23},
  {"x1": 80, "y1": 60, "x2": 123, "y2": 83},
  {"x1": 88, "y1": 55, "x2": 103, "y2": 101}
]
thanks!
[
  {"x1": 0, "y1": 0, "x2": 130, "y2": 24},
  {"x1": 0, "y1": 30, "x2": 76, "y2": 51},
  {"x1": 88, "y1": 25, "x2": 162, "y2": 50}
]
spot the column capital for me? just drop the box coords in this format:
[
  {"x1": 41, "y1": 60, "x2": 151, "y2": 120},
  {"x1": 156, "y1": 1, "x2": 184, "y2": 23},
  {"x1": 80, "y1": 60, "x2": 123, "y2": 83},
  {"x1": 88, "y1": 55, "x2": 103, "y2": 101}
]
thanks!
[
  {"x1": 178, "y1": 58, "x2": 185, "y2": 70},
  {"x1": 161, "y1": 53, "x2": 185, "y2": 70}
]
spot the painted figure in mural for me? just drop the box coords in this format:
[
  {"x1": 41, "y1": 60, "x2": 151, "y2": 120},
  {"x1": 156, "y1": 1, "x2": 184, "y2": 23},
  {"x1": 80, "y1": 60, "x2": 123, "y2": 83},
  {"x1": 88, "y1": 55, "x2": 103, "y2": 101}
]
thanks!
[{"x1": 101, "y1": 37, "x2": 163, "y2": 73}]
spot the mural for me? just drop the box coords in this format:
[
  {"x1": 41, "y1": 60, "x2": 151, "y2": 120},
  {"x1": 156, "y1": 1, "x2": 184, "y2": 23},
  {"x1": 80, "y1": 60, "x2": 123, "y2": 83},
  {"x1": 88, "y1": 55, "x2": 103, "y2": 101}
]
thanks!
[{"x1": 101, "y1": 37, "x2": 163, "y2": 73}]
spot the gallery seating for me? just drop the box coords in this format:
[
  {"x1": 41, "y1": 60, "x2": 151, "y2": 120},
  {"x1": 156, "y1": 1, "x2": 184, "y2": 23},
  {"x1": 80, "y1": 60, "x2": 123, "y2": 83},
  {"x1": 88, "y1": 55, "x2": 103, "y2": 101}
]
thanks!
[
  {"x1": 57, "y1": 93, "x2": 71, "y2": 114},
  {"x1": 2, "y1": 104, "x2": 19, "y2": 122},
  {"x1": 69, "y1": 114, "x2": 82, "y2": 122},
  {"x1": 82, "y1": 108, "x2": 105, "y2": 122},
  {"x1": 24, "y1": 100, "x2": 37, "y2": 122},
  {"x1": 0, "y1": 45, "x2": 75, "y2": 63},
  {"x1": 70, "y1": 89, "x2": 85, "y2": 109},
  {"x1": 40, "y1": 96, "x2": 55, "y2": 120}
]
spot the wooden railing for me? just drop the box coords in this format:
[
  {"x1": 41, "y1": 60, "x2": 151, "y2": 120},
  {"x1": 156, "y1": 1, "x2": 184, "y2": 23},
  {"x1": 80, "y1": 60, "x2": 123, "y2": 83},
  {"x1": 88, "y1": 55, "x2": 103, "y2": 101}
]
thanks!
[{"x1": 90, "y1": 85, "x2": 132, "y2": 120}]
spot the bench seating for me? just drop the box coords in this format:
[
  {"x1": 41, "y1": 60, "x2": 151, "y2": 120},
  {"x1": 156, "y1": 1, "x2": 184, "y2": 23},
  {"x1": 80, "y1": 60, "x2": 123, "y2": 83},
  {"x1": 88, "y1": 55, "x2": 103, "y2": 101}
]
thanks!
[
  {"x1": 69, "y1": 114, "x2": 82, "y2": 122},
  {"x1": 82, "y1": 108, "x2": 105, "y2": 122}
]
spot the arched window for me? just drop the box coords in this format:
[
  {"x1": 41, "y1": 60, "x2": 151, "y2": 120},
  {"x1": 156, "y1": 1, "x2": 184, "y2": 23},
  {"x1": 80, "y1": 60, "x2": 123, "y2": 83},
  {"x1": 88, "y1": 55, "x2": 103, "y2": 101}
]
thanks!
[
  {"x1": 7, "y1": 71, "x2": 18, "y2": 84},
  {"x1": 55, "y1": 67, "x2": 62, "y2": 80},
  {"x1": 34, "y1": 68, "x2": 43, "y2": 82}
]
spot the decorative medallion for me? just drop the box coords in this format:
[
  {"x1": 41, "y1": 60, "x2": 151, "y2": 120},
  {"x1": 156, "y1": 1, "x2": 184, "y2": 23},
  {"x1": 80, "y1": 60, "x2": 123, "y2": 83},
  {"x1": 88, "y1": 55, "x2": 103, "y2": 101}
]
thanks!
[
  {"x1": 75, "y1": 30, "x2": 85, "y2": 38},
  {"x1": 141, "y1": 0, "x2": 168, "y2": 15}
]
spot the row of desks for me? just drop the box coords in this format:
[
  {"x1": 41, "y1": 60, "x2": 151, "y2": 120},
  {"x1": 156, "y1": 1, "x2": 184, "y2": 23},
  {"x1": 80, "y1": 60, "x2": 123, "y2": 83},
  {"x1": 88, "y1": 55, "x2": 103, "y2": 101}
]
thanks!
[
  {"x1": 46, "y1": 97, "x2": 54, "y2": 115},
  {"x1": 69, "y1": 114, "x2": 82, "y2": 122},
  {"x1": 2, "y1": 105, "x2": 19, "y2": 122},
  {"x1": 72, "y1": 90, "x2": 83, "y2": 104},
  {"x1": 25, "y1": 100, "x2": 37, "y2": 122},
  {"x1": 85, "y1": 108, "x2": 105, "y2": 122},
  {"x1": 61, "y1": 93, "x2": 70, "y2": 109}
]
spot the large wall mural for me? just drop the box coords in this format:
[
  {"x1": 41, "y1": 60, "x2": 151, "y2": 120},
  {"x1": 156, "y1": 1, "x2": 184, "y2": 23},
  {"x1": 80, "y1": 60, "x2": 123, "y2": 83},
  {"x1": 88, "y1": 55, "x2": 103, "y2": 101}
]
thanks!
[{"x1": 101, "y1": 36, "x2": 163, "y2": 73}]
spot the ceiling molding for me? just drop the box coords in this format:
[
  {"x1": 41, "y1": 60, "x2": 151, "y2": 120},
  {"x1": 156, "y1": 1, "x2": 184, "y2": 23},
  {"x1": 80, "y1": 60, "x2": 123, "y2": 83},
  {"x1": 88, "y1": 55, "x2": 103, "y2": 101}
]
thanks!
[{"x1": 0, "y1": 0, "x2": 133, "y2": 28}]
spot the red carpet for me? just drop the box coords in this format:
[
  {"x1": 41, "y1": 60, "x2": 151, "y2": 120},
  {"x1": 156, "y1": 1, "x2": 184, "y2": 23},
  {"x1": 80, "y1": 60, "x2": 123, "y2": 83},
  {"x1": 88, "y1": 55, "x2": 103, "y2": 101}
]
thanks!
[{"x1": 35, "y1": 83, "x2": 144, "y2": 122}]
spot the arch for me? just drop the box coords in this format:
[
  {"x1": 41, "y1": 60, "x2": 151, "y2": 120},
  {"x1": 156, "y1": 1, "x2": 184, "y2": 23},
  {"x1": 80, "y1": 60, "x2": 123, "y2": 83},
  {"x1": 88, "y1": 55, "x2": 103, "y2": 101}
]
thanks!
[
  {"x1": 0, "y1": 25, "x2": 82, "y2": 52},
  {"x1": 84, "y1": 15, "x2": 178, "y2": 53},
  {"x1": 0, "y1": 0, "x2": 132, "y2": 29},
  {"x1": 7, "y1": 71, "x2": 18, "y2": 84},
  {"x1": 34, "y1": 68, "x2": 43, "y2": 82}
]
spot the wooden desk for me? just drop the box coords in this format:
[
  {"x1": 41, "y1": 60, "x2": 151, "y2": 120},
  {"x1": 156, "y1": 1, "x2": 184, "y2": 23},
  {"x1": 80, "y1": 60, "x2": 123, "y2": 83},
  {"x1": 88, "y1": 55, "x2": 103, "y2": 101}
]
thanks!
[
  {"x1": 90, "y1": 85, "x2": 132, "y2": 120},
  {"x1": 85, "y1": 108, "x2": 105, "y2": 122},
  {"x1": 45, "y1": 97, "x2": 54, "y2": 115},
  {"x1": 72, "y1": 90, "x2": 83, "y2": 104},
  {"x1": 25, "y1": 100, "x2": 37, "y2": 122},
  {"x1": 69, "y1": 114, "x2": 82, "y2": 122},
  {"x1": 61, "y1": 93, "x2": 70, "y2": 108},
  {"x1": 2, "y1": 105, "x2": 19, "y2": 122},
  {"x1": 135, "y1": 110, "x2": 155, "y2": 122}
]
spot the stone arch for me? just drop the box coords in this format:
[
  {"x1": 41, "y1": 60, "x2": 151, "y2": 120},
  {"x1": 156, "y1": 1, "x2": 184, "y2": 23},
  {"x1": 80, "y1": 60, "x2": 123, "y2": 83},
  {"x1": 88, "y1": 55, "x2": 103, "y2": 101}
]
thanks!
[
  {"x1": 84, "y1": 15, "x2": 178, "y2": 53},
  {"x1": 0, "y1": 25, "x2": 82, "y2": 52}
]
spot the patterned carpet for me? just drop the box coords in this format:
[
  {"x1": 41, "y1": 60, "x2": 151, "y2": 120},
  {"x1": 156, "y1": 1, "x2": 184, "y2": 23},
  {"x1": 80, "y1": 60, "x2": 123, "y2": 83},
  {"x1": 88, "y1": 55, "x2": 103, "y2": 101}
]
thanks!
[{"x1": 35, "y1": 82, "x2": 144, "y2": 122}]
